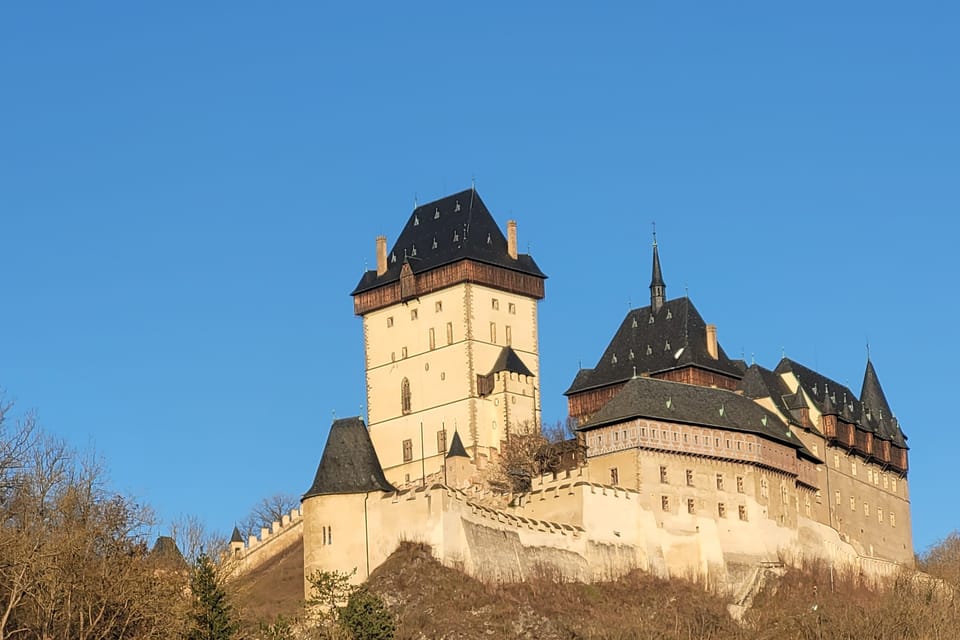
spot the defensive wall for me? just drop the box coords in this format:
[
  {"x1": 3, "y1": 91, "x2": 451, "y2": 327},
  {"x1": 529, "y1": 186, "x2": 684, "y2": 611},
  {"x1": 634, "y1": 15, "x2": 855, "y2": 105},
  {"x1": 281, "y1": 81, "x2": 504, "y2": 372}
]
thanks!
[{"x1": 227, "y1": 507, "x2": 304, "y2": 575}]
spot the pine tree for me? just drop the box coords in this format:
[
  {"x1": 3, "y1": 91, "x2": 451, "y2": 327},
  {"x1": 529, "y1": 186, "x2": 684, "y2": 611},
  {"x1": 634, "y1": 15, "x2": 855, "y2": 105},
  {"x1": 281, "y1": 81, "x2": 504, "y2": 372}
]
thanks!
[{"x1": 187, "y1": 554, "x2": 237, "y2": 640}]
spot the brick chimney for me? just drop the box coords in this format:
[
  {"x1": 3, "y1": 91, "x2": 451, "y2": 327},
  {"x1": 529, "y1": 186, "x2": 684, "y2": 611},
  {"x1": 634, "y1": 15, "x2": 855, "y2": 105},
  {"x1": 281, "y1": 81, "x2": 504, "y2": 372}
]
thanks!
[
  {"x1": 706, "y1": 324, "x2": 718, "y2": 359},
  {"x1": 376, "y1": 235, "x2": 387, "y2": 276},
  {"x1": 507, "y1": 220, "x2": 518, "y2": 260}
]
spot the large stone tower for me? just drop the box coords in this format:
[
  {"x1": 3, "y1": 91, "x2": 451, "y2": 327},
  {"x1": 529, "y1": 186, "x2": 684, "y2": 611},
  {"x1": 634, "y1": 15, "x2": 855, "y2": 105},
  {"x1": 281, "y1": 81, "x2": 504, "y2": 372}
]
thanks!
[{"x1": 351, "y1": 189, "x2": 546, "y2": 485}]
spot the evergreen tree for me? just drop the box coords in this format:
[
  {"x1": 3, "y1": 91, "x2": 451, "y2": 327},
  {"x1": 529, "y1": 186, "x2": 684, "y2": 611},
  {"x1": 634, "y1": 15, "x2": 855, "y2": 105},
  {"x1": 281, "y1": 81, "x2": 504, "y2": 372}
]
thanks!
[{"x1": 187, "y1": 554, "x2": 238, "y2": 640}]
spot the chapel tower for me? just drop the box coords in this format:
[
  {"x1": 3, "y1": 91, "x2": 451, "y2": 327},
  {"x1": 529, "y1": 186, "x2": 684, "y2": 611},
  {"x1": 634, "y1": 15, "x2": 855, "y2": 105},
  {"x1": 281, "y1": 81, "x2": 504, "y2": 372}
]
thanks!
[{"x1": 351, "y1": 189, "x2": 546, "y2": 485}]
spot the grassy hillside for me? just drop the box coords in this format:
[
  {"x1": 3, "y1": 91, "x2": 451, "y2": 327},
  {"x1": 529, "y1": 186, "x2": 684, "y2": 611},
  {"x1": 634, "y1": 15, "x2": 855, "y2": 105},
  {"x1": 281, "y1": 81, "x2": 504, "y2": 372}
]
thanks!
[{"x1": 235, "y1": 539, "x2": 959, "y2": 639}]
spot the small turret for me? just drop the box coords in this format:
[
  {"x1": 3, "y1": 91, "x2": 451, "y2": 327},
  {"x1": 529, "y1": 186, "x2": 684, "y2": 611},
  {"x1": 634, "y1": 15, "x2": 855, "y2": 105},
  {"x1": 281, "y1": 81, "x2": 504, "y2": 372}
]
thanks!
[
  {"x1": 230, "y1": 526, "x2": 245, "y2": 558},
  {"x1": 444, "y1": 431, "x2": 473, "y2": 488}
]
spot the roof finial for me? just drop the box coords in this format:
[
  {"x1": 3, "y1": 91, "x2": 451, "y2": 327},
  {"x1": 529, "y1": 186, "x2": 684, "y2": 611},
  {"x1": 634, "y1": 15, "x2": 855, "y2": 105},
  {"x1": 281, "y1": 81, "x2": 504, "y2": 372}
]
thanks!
[
  {"x1": 414, "y1": 192, "x2": 418, "y2": 208},
  {"x1": 866, "y1": 339, "x2": 871, "y2": 361},
  {"x1": 471, "y1": 175, "x2": 476, "y2": 192},
  {"x1": 652, "y1": 221, "x2": 657, "y2": 247}
]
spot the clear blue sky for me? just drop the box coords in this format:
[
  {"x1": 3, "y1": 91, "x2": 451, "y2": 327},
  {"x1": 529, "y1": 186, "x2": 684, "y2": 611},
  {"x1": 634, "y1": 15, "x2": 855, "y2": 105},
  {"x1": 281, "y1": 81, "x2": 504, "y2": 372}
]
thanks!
[{"x1": 2, "y1": 3, "x2": 957, "y2": 554}]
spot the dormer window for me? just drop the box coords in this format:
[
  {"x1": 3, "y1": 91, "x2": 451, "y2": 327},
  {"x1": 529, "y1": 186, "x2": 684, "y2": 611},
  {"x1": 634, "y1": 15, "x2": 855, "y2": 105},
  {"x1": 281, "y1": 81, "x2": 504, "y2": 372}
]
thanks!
[
  {"x1": 611, "y1": 353, "x2": 618, "y2": 364},
  {"x1": 648, "y1": 315, "x2": 655, "y2": 324},
  {"x1": 434, "y1": 207, "x2": 440, "y2": 219},
  {"x1": 432, "y1": 236, "x2": 438, "y2": 249},
  {"x1": 666, "y1": 310, "x2": 672, "y2": 320},
  {"x1": 413, "y1": 214, "x2": 419, "y2": 226},
  {"x1": 455, "y1": 200, "x2": 461, "y2": 212}
]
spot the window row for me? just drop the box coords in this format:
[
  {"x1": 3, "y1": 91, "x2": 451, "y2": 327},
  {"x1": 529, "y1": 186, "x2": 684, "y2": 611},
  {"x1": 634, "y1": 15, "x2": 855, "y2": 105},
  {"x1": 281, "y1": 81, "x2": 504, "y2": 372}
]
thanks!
[
  {"x1": 830, "y1": 452, "x2": 899, "y2": 494},
  {"x1": 836, "y1": 491, "x2": 897, "y2": 527},
  {"x1": 386, "y1": 298, "x2": 518, "y2": 328},
  {"x1": 659, "y1": 466, "x2": 745, "y2": 494},
  {"x1": 661, "y1": 496, "x2": 748, "y2": 521},
  {"x1": 401, "y1": 429, "x2": 452, "y2": 463}
]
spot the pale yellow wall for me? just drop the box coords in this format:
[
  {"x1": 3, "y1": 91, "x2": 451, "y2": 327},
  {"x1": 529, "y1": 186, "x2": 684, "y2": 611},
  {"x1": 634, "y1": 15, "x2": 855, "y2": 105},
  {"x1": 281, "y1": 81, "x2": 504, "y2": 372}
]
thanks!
[{"x1": 362, "y1": 282, "x2": 541, "y2": 485}]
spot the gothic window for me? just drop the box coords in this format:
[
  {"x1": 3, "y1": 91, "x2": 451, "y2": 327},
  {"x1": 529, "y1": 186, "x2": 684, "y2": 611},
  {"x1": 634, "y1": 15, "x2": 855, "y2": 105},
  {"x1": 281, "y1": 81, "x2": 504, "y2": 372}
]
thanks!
[
  {"x1": 402, "y1": 439, "x2": 413, "y2": 462},
  {"x1": 401, "y1": 378, "x2": 411, "y2": 415}
]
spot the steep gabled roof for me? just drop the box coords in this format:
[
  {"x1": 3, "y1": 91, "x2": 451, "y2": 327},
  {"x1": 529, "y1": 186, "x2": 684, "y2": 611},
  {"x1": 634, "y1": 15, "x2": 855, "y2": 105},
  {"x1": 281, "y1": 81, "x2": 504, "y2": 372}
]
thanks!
[
  {"x1": 230, "y1": 526, "x2": 245, "y2": 544},
  {"x1": 445, "y1": 431, "x2": 470, "y2": 459},
  {"x1": 303, "y1": 417, "x2": 395, "y2": 499},
  {"x1": 352, "y1": 189, "x2": 545, "y2": 296},
  {"x1": 565, "y1": 297, "x2": 742, "y2": 395},
  {"x1": 776, "y1": 357, "x2": 907, "y2": 447},
  {"x1": 738, "y1": 364, "x2": 798, "y2": 424},
  {"x1": 487, "y1": 346, "x2": 535, "y2": 377},
  {"x1": 577, "y1": 376, "x2": 808, "y2": 455}
]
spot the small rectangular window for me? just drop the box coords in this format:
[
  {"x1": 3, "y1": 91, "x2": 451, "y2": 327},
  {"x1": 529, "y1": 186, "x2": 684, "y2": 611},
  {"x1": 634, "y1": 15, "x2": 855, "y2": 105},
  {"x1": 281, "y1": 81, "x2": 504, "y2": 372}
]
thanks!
[
  {"x1": 891, "y1": 479, "x2": 898, "y2": 494},
  {"x1": 661, "y1": 496, "x2": 670, "y2": 511},
  {"x1": 489, "y1": 322, "x2": 497, "y2": 344},
  {"x1": 610, "y1": 467, "x2": 619, "y2": 485},
  {"x1": 435, "y1": 301, "x2": 443, "y2": 312},
  {"x1": 410, "y1": 309, "x2": 418, "y2": 321},
  {"x1": 401, "y1": 346, "x2": 408, "y2": 358},
  {"x1": 716, "y1": 474, "x2": 724, "y2": 490},
  {"x1": 505, "y1": 325, "x2": 512, "y2": 346},
  {"x1": 736, "y1": 476, "x2": 744, "y2": 493},
  {"x1": 402, "y1": 439, "x2": 413, "y2": 463},
  {"x1": 492, "y1": 298, "x2": 499, "y2": 310},
  {"x1": 660, "y1": 466, "x2": 668, "y2": 484},
  {"x1": 851, "y1": 461, "x2": 857, "y2": 476},
  {"x1": 834, "y1": 453, "x2": 840, "y2": 468},
  {"x1": 738, "y1": 505, "x2": 747, "y2": 521},
  {"x1": 863, "y1": 502, "x2": 869, "y2": 516},
  {"x1": 878, "y1": 508, "x2": 884, "y2": 524},
  {"x1": 849, "y1": 497, "x2": 856, "y2": 511},
  {"x1": 387, "y1": 316, "x2": 394, "y2": 328},
  {"x1": 429, "y1": 328, "x2": 436, "y2": 350},
  {"x1": 446, "y1": 322, "x2": 453, "y2": 345},
  {"x1": 687, "y1": 498, "x2": 695, "y2": 514},
  {"x1": 835, "y1": 490, "x2": 841, "y2": 506},
  {"x1": 508, "y1": 302, "x2": 516, "y2": 314},
  {"x1": 718, "y1": 503, "x2": 726, "y2": 518},
  {"x1": 686, "y1": 469, "x2": 694, "y2": 486},
  {"x1": 437, "y1": 430, "x2": 446, "y2": 454},
  {"x1": 890, "y1": 513, "x2": 896, "y2": 527}
]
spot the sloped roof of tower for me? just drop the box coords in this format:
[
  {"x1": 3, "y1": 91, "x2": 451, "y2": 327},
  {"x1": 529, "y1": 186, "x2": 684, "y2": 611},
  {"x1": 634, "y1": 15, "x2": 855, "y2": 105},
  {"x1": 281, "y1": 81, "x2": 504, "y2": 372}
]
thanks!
[
  {"x1": 445, "y1": 431, "x2": 470, "y2": 459},
  {"x1": 150, "y1": 536, "x2": 188, "y2": 570},
  {"x1": 577, "y1": 375, "x2": 816, "y2": 459},
  {"x1": 303, "y1": 417, "x2": 395, "y2": 499},
  {"x1": 650, "y1": 240, "x2": 665, "y2": 289},
  {"x1": 352, "y1": 189, "x2": 546, "y2": 295},
  {"x1": 230, "y1": 526, "x2": 244, "y2": 544},
  {"x1": 860, "y1": 359, "x2": 907, "y2": 447},
  {"x1": 565, "y1": 297, "x2": 743, "y2": 395},
  {"x1": 487, "y1": 346, "x2": 535, "y2": 377}
]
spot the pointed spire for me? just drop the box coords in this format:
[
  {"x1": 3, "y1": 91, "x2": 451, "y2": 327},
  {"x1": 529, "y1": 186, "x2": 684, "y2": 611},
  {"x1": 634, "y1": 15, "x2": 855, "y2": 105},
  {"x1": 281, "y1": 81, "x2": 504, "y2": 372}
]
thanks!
[
  {"x1": 231, "y1": 526, "x2": 244, "y2": 544},
  {"x1": 860, "y1": 357, "x2": 894, "y2": 432},
  {"x1": 445, "y1": 430, "x2": 470, "y2": 459},
  {"x1": 650, "y1": 225, "x2": 666, "y2": 313}
]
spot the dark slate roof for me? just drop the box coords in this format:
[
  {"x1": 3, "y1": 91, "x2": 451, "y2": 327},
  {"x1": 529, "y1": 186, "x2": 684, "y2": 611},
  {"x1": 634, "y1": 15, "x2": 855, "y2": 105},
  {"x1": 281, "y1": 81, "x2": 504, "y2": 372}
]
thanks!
[
  {"x1": 230, "y1": 526, "x2": 244, "y2": 544},
  {"x1": 565, "y1": 297, "x2": 743, "y2": 395},
  {"x1": 738, "y1": 364, "x2": 798, "y2": 423},
  {"x1": 775, "y1": 358, "x2": 906, "y2": 447},
  {"x1": 150, "y1": 536, "x2": 188, "y2": 569},
  {"x1": 446, "y1": 431, "x2": 470, "y2": 459},
  {"x1": 577, "y1": 375, "x2": 808, "y2": 454},
  {"x1": 352, "y1": 189, "x2": 546, "y2": 295},
  {"x1": 860, "y1": 359, "x2": 907, "y2": 447},
  {"x1": 303, "y1": 417, "x2": 396, "y2": 499},
  {"x1": 487, "y1": 346, "x2": 535, "y2": 377}
]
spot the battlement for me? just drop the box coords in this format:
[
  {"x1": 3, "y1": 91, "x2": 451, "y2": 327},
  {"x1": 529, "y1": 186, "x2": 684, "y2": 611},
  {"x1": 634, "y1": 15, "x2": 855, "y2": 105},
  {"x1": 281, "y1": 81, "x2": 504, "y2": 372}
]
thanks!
[{"x1": 227, "y1": 507, "x2": 304, "y2": 575}]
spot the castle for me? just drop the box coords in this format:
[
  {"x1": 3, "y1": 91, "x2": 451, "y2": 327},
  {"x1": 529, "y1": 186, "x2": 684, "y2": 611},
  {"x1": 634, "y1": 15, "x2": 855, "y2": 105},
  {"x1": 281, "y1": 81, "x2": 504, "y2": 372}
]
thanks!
[{"x1": 227, "y1": 189, "x2": 913, "y2": 595}]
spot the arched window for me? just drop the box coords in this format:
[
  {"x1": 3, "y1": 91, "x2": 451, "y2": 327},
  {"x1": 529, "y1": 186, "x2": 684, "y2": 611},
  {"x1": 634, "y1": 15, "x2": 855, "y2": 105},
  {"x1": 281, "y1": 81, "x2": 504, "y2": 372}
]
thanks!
[{"x1": 401, "y1": 378, "x2": 411, "y2": 414}]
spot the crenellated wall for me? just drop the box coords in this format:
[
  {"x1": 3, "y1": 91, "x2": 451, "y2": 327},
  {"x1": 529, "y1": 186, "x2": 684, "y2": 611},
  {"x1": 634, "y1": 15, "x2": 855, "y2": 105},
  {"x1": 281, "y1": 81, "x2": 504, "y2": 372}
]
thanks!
[{"x1": 226, "y1": 508, "x2": 304, "y2": 576}]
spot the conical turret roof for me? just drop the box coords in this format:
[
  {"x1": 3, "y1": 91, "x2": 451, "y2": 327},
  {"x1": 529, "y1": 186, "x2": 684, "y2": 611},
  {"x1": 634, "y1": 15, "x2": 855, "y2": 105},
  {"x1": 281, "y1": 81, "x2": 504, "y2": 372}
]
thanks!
[{"x1": 303, "y1": 417, "x2": 395, "y2": 499}]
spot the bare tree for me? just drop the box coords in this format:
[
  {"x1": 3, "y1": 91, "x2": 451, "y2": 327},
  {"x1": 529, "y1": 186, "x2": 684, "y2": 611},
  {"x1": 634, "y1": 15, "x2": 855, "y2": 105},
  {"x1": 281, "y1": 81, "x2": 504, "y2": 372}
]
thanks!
[{"x1": 238, "y1": 493, "x2": 299, "y2": 539}]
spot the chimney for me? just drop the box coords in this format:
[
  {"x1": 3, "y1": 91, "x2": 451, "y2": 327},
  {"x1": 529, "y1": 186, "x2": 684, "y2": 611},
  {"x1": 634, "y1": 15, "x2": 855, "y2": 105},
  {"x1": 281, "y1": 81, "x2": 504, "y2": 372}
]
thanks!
[
  {"x1": 375, "y1": 235, "x2": 387, "y2": 276},
  {"x1": 706, "y1": 324, "x2": 718, "y2": 359},
  {"x1": 507, "y1": 220, "x2": 518, "y2": 260}
]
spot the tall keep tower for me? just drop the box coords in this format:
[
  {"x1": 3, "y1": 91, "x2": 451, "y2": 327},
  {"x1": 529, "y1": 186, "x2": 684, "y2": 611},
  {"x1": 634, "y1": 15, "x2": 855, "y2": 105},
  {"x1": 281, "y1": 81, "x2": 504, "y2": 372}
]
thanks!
[{"x1": 351, "y1": 189, "x2": 546, "y2": 485}]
